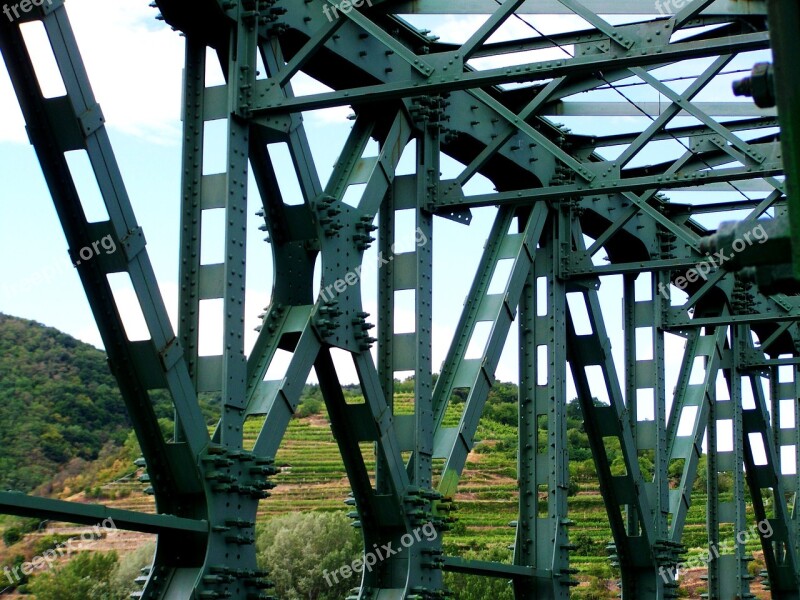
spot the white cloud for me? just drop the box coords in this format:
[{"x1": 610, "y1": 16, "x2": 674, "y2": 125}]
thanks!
[{"x1": 0, "y1": 0, "x2": 184, "y2": 144}]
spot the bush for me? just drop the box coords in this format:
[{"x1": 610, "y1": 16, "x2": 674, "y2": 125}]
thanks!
[
  {"x1": 296, "y1": 398, "x2": 324, "y2": 418},
  {"x1": 0, "y1": 554, "x2": 28, "y2": 589},
  {"x1": 31, "y1": 534, "x2": 73, "y2": 556},
  {"x1": 2, "y1": 527, "x2": 21, "y2": 547},
  {"x1": 27, "y1": 551, "x2": 125, "y2": 600},
  {"x1": 256, "y1": 511, "x2": 362, "y2": 600},
  {"x1": 2, "y1": 517, "x2": 42, "y2": 547},
  {"x1": 572, "y1": 532, "x2": 603, "y2": 557},
  {"x1": 573, "y1": 563, "x2": 617, "y2": 600}
]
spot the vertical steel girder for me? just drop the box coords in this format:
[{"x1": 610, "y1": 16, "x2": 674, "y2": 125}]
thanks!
[
  {"x1": 514, "y1": 214, "x2": 572, "y2": 599},
  {"x1": 3, "y1": 0, "x2": 800, "y2": 599}
]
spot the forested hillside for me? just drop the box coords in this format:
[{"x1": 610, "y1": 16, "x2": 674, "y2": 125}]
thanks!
[
  {"x1": 0, "y1": 314, "x2": 133, "y2": 491},
  {"x1": 0, "y1": 314, "x2": 768, "y2": 599}
]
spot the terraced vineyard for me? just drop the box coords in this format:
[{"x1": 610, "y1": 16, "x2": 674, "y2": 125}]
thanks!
[{"x1": 1, "y1": 388, "x2": 772, "y2": 597}]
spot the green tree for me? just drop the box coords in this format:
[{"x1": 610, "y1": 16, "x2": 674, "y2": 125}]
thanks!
[
  {"x1": 28, "y1": 551, "x2": 124, "y2": 600},
  {"x1": 256, "y1": 511, "x2": 362, "y2": 600}
]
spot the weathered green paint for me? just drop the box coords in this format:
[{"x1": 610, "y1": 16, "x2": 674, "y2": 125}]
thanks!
[{"x1": 1, "y1": 0, "x2": 799, "y2": 598}]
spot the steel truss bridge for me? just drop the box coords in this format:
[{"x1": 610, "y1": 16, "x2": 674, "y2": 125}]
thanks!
[{"x1": 1, "y1": 0, "x2": 799, "y2": 598}]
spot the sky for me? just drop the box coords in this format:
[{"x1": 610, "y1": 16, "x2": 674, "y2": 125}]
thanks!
[
  {"x1": 0, "y1": 0, "x2": 510, "y2": 385},
  {"x1": 0, "y1": 1, "x2": 773, "y2": 409}
]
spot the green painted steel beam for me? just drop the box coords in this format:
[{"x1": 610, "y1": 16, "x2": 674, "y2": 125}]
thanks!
[
  {"x1": 250, "y1": 33, "x2": 769, "y2": 115},
  {"x1": 379, "y1": 0, "x2": 766, "y2": 15},
  {"x1": 442, "y1": 556, "x2": 548, "y2": 580},
  {"x1": 0, "y1": 493, "x2": 208, "y2": 536},
  {"x1": 3, "y1": 0, "x2": 800, "y2": 598}
]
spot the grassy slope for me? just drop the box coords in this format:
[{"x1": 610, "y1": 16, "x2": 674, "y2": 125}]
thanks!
[
  {"x1": 0, "y1": 315, "x2": 772, "y2": 595},
  {"x1": 46, "y1": 393, "x2": 770, "y2": 596}
]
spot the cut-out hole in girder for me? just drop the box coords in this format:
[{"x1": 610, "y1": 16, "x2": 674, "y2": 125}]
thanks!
[
  {"x1": 198, "y1": 298, "x2": 223, "y2": 356},
  {"x1": 635, "y1": 327, "x2": 653, "y2": 361},
  {"x1": 328, "y1": 346, "x2": 358, "y2": 385},
  {"x1": 341, "y1": 183, "x2": 366, "y2": 208},
  {"x1": 566, "y1": 293, "x2": 592, "y2": 335},
  {"x1": 393, "y1": 209, "x2": 418, "y2": 254},
  {"x1": 506, "y1": 216, "x2": 519, "y2": 235},
  {"x1": 20, "y1": 21, "x2": 66, "y2": 98},
  {"x1": 635, "y1": 273, "x2": 653, "y2": 301},
  {"x1": 603, "y1": 436, "x2": 626, "y2": 476},
  {"x1": 759, "y1": 488, "x2": 776, "y2": 518},
  {"x1": 636, "y1": 388, "x2": 655, "y2": 421},
  {"x1": 200, "y1": 208, "x2": 225, "y2": 265},
  {"x1": 360, "y1": 441, "x2": 377, "y2": 490},
  {"x1": 394, "y1": 139, "x2": 417, "y2": 177},
  {"x1": 676, "y1": 406, "x2": 698, "y2": 437},
  {"x1": 393, "y1": 289, "x2": 416, "y2": 334},
  {"x1": 394, "y1": 371, "x2": 415, "y2": 397},
  {"x1": 255, "y1": 51, "x2": 268, "y2": 81},
  {"x1": 465, "y1": 321, "x2": 493, "y2": 359},
  {"x1": 668, "y1": 458, "x2": 685, "y2": 489},
  {"x1": 537, "y1": 483, "x2": 548, "y2": 516},
  {"x1": 344, "y1": 383, "x2": 365, "y2": 406},
  {"x1": 584, "y1": 365, "x2": 609, "y2": 406},
  {"x1": 267, "y1": 143, "x2": 304, "y2": 205},
  {"x1": 203, "y1": 119, "x2": 228, "y2": 175},
  {"x1": 536, "y1": 277, "x2": 548, "y2": 316},
  {"x1": 106, "y1": 273, "x2": 150, "y2": 342},
  {"x1": 781, "y1": 446, "x2": 797, "y2": 475},
  {"x1": 716, "y1": 419, "x2": 734, "y2": 453},
  {"x1": 536, "y1": 345, "x2": 548, "y2": 386},
  {"x1": 688, "y1": 356, "x2": 706, "y2": 385},
  {"x1": 264, "y1": 348, "x2": 293, "y2": 381},
  {"x1": 205, "y1": 48, "x2": 226, "y2": 86},
  {"x1": 487, "y1": 259, "x2": 514, "y2": 295},
  {"x1": 780, "y1": 400, "x2": 796, "y2": 429},
  {"x1": 715, "y1": 371, "x2": 730, "y2": 401},
  {"x1": 748, "y1": 432, "x2": 768, "y2": 466},
  {"x1": 741, "y1": 376, "x2": 756, "y2": 410},
  {"x1": 242, "y1": 414, "x2": 266, "y2": 451},
  {"x1": 638, "y1": 450, "x2": 654, "y2": 480},
  {"x1": 64, "y1": 150, "x2": 109, "y2": 223}
]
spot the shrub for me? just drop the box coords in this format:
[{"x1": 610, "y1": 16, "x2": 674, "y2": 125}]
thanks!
[
  {"x1": 296, "y1": 398, "x2": 324, "y2": 418},
  {"x1": 27, "y1": 551, "x2": 124, "y2": 600},
  {"x1": 2, "y1": 527, "x2": 21, "y2": 547},
  {"x1": 256, "y1": 511, "x2": 361, "y2": 600}
]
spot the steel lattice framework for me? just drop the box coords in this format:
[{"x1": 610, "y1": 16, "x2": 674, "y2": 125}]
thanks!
[{"x1": 1, "y1": 0, "x2": 799, "y2": 598}]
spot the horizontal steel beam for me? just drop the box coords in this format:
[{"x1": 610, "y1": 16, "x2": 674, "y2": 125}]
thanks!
[
  {"x1": 544, "y1": 101, "x2": 775, "y2": 118},
  {"x1": 0, "y1": 492, "x2": 208, "y2": 535},
  {"x1": 666, "y1": 310, "x2": 800, "y2": 328},
  {"x1": 380, "y1": 0, "x2": 766, "y2": 15},
  {"x1": 253, "y1": 33, "x2": 769, "y2": 114},
  {"x1": 442, "y1": 556, "x2": 549, "y2": 580},
  {"x1": 438, "y1": 158, "x2": 781, "y2": 209}
]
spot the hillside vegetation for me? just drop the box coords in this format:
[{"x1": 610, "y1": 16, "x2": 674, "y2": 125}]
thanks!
[
  {"x1": 0, "y1": 314, "x2": 771, "y2": 598},
  {"x1": 0, "y1": 314, "x2": 134, "y2": 491}
]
